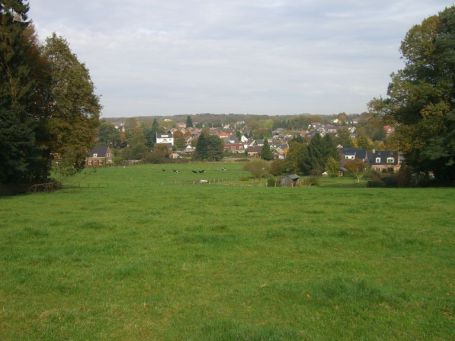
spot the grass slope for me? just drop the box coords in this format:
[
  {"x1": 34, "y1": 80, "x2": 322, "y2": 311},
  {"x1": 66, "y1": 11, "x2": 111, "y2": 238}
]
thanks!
[{"x1": 0, "y1": 163, "x2": 454, "y2": 340}]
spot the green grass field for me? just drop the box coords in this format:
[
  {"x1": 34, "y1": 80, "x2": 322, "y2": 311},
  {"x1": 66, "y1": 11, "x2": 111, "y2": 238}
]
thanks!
[{"x1": 0, "y1": 162, "x2": 454, "y2": 340}]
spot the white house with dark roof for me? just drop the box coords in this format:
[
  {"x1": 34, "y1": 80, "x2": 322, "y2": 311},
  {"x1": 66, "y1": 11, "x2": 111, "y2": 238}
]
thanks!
[
  {"x1": 339, "y1": 148, "x2": 402, "y2": 173},
  {"x1": 340, "y1": 148, "x2": 368, "y2": 162},
  {"x1": 156, "y1": 132, "x2": 174, "y2": 146},
  {"x1": 368, "y1": 150, "x2": 402, "y2": 173}
]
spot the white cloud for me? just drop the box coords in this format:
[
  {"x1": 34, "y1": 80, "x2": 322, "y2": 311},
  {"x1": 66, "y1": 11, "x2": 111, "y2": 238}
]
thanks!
[{"x1": 29, "y1": 0, "x2": 453, "y2": 116}]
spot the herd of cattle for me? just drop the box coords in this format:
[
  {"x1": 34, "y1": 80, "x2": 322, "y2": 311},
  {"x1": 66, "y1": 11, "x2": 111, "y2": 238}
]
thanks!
[{"x1": 161, "y1": 168, "x2": 228, "y2": 174}]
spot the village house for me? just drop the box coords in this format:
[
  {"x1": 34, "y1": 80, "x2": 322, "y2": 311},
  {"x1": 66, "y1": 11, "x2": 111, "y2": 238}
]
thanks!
[
  {"x1": 224, "y1": 143, "x2": 245, "y2": 153},
  {"x1": 247, "y1": 146, "x2": 262, "y2": 157},
  {"x1": 339, "y1": 147, "x2": 402, "y2": 173},
  {"x1": 216, "y1": 131, "x2": 231, "y2": 140},
  {"x1": 184, "y1": 145, "x2": 195, "y2": 154},
  {"x1": 272, "y1": 144, "x2": 289, "y2": 160},
  {"x1": 86, "y1": 146, "x2": 113, "y2": 167},
  {"x1": 368, "y1": 150, "x2": 401, "y2": 173},
  {"x1": 156, "y1": 131, "x2": 174, "y2": 146},
  {"x1": 340, "y1": 148, "x2": 369, "y2": 163}
]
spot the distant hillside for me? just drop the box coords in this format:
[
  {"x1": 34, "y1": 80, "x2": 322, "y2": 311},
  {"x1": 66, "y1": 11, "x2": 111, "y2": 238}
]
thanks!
[{"x1": 103, "y1": 113, "x2": 362, "y2": 127}]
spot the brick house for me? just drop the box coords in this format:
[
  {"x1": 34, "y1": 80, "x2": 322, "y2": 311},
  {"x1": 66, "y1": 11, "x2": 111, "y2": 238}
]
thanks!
[{"x1": 86, "y1": 146, "x2": 113, "y2": 167}]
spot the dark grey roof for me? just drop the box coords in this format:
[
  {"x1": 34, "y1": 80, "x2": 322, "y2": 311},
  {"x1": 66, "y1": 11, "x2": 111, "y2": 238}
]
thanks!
[
  {"x1": 157, "y1": 133, "x2": 173, "y2": 138},
  {"x1": 287, "y1": 174, "x2": 300, "y2": 180},
  {"x1": 368, "y1": 151, "x2": 398, "y2": 165},
  {"x1": 89, "y1": 146, "x2": 109, "y2": 157},
  {"x1": 341, "y1": 148, "x2": 367, "y2": 160}
]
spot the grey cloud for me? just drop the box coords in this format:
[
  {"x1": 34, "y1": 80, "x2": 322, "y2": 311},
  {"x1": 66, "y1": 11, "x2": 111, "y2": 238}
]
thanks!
[{"x1": 29, "y1": 0, "x2": 453, "y2": 116}]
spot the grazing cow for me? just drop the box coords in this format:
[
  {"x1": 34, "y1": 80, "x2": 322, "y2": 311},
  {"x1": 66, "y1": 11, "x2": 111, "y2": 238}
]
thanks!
[
  {"x1": 199, "y1": 179, "x2": 209, "y2": 184},
  {"x1": 199, "y1": 170, "x2": 205, "y2": 173},
  {"x1": 192, "y1": 170, "x2": 198, "y2": 174}
]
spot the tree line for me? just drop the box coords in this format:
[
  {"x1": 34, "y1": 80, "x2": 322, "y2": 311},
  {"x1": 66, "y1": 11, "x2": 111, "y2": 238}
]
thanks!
[{"x1": 0, "y1": 1, "x2": 100, "y2": 188}]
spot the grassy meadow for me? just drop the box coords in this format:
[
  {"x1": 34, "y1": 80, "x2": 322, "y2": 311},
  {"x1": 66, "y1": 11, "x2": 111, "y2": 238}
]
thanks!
[{"x1": 0, "y1": 162, "x2": 454, "y2": 340}]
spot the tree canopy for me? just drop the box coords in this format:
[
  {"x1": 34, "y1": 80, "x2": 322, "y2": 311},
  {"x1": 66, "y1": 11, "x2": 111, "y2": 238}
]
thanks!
[
  {"x1": 144, "y1": 118, "x2": 161, "y2": 148},
  {"x1": 194, "y1": 131, "x2": 224, "y2": 161},
  {"x1": 260, "y1": 139, "x2": 273, "y2": 160},
  {"x1": 186, "y1": 115, "x2": 193, "y2": 128},
  {"x1": 0, "y1": 0, "x2": 101, "y2": 185},
  {"x1": 371, "y1": 6, "x2": 455, "y2": 183},
  {"x1": 0, "y1": 1, "x2": 52, "y2": 184},
  {"x1": 43, "y1": 34, "x2": 101, "y2": 174}
]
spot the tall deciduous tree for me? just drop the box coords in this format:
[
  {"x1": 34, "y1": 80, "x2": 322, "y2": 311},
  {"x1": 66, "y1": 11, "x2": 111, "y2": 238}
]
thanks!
[
  {"x1": 371, "y1": 6, "x2": 455, "y2": 183},
  {"x1": 123, "y1": 126, "x2": 147, "y2": 160},
  {"x1": 0, "y1": 1, "x2": 52, "y2": 184},
  {"x1": 43, "y1": 34, "x2": 101, "y2": 174},
  {"x1": 335, "y1": 127, "x2": 353, "y2": 147},
  {"x1": 98, "y1": 120, "x2": 121, "y2": 147}
]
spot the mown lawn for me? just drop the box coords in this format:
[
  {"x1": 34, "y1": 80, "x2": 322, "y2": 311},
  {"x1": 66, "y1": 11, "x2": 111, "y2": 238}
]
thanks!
[{"x1": 0, "y1": 163, "x2": 454, "y2": 340}]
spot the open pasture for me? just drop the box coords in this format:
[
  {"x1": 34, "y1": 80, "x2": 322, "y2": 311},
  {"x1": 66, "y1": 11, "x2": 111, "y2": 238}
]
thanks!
[{"x1": 0, "y1": 163, "x2": 454, "y2": 340}]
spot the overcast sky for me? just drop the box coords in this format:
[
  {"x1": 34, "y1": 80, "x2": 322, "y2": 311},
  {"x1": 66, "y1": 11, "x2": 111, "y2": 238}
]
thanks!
[{"x1": 29, "y1": 0, "x2": 452, "y2": 117}]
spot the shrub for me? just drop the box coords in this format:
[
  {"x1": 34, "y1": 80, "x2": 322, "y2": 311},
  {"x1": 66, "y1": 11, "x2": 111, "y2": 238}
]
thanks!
[
  {"x1": 396, "y1": 166, "x2": 412, "y2": 187},
  {"x1": 325, "y1": 157, "x2": 340, "y2": 177},
  {"x1": 267, "y1": 176, "x2": 279, "y2": 187},
  {"x1": 243, "y1": 159, "x2": 270, "y2": 178},
  {"x1": 301, "y1": 176, "x2": 319, "y2": 186},
  {"x1": 270, "y1": 159, "x2": 287, "y2": 176},
  {"x1": 143, "y1": 152, "x2": 167, "y2": 164}
]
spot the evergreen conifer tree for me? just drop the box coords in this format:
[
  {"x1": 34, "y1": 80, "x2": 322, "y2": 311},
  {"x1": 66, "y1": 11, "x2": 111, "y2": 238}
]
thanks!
[
  {"x1": 186, "y1": 115, "x2": 193, "y2": 128},
  {"x1": 260, "y1": 138, "x2": 273, "y2": 160},
  {"x1": 0, "y1": 1, "x2": 52, "y2": 185},
  {"x1": 144, "y1": 118, "x2": 160, "y2": 148},
  {"x1": 194, "y1": 131, "x2": 208, "y2": 160}
]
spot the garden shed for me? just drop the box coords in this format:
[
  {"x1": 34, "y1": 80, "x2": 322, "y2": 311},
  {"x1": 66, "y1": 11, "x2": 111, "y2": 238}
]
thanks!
[{"x1": 280, "y1": 174, "x2": 300, "y2": 187}]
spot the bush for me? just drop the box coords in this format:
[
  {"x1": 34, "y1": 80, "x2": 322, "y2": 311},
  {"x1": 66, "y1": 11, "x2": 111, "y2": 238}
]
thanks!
[
  {"x1": 396, "y1": 166, "x2": 412, "y2": 187},
  {"x1": 367, "y1": 179, "x2": 385, "y2": 187},
  {"x1": 112, "y1": 156, "x2": 125, "y2": 166},
  {"x1": 270, "y1": 159, "x2": 287, "y2": 176},
  {"x1": 243, "y1": 159, "x2": 270, "y2": 178},
  {"x1": 326, "y1": 157, "x2": 340, "y2": 177},
  {"x1": 367, "y1": 167, "x2": 410, "y2": 187},
  {"x1": 267, "y1": 176, "x2": 279, "y2": 187},
  {"x1": 301, "y1": 176, "x2": 319, "y2": 186},
  {"x1": 143, "y1": 151, "x2": 167, "y2": 164}
]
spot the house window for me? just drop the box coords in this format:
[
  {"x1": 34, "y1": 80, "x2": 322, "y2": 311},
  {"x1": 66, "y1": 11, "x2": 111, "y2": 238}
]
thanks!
[
  {"x1": 375, "y1": 157, "x2": 381, "y2": 163},
  {"x1": 387, "y1": 157, "x2": 394, "y2": 164}
]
